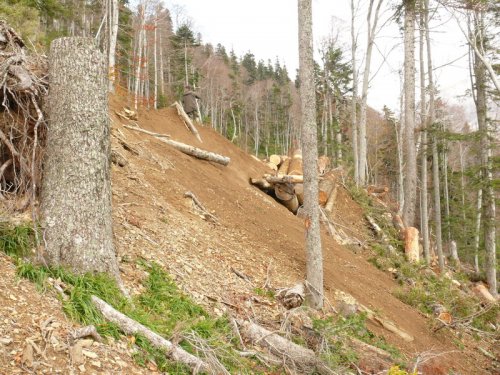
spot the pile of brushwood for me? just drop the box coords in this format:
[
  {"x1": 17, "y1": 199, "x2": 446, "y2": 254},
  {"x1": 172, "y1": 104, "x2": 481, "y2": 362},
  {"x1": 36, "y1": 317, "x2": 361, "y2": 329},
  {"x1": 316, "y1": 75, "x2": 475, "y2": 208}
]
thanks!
[{"x1": 0, "y1": 20, "x2": 48, "y2": 209}]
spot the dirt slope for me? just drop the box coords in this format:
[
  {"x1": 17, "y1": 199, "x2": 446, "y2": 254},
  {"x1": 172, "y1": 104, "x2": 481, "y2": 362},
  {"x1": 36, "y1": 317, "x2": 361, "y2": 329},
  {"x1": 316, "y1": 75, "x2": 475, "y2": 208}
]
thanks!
[
  {"x1": 109, "y1": 96, "x2": 490, "y2": 374},
  {"x1": 0, "y1": 94, "x2": 492, "y2": 374}
]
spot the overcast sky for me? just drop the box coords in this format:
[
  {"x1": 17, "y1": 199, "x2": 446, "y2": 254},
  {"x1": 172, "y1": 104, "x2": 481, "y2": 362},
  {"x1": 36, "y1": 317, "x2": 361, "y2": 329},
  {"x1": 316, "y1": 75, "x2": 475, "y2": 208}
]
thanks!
[{"x1": 161, "y1": 0, "x2": 473, "y2": 115}]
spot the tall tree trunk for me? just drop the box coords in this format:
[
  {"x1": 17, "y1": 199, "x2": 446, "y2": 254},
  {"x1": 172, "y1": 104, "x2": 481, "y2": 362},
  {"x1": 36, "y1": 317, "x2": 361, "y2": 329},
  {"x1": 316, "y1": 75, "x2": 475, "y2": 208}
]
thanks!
[
  {"x1": 432, "y1": 133, "x2": 444, "y2": 271},
  {"x1": 350, "y1": 0, "x2": 359, "y2": 185},
  {"x1": 108, "y1": 0, "x2": 119, "y2": 92},
  {"x1": 298, "y1": 0, "x2": 323, "y2": 309},
  {"x1": 473, "y1": 10, "x2": 497, "y2": 297},
  {"x1": 153, "y1": 7, "x2": 158, "y2": 109},
  {"x1": 134, "y1": 4, "x2": 144, "y2": 110},
  {"x1": 358, "y1": 0, "x2": 384, "y2": 186},
  {"x1": 396, "y1": 74, "x2": 405, "y2": 215},
  {"x1": 424, "y1": 0, "x2": 443, "y2": 270},
  {"x1": 42, "y1": 37, "x2": 119, "y2": 277},
  {"x1": 420, "y1": 0, "x2": 430, "y2": 263},
  {"x1": 403, "y1": 0, "x2": 417, "y2": 227}
]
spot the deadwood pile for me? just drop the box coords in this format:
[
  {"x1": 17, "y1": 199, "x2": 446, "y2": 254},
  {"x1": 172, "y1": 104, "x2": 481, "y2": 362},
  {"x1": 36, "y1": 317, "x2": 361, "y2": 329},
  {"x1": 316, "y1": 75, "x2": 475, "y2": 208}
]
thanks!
[
  {"x1": 0, "y1": 20, "x2": 48, "y2": 208},
  {"x1": 250, "y1": 150, "x2": 338, "y2": 215}
]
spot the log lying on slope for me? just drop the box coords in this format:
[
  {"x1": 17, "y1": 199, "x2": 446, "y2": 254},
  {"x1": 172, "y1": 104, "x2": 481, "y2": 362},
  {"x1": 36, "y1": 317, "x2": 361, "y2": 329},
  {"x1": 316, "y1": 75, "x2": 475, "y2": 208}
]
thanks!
[
  {"x1": 162, "y1": 139, "x2": 230, "y2": 166},
  {"x1": 264, "y1": 174, "x2": 304, "y2": 184},
  {"x1": 124, "y1": 125, "x2": 229, "y2": 166},
  {"x1": 171, "y1": 101, "x2": 202, "y2": 143},
  {"x1": 91, "y1": 296, "x2": 210, "y2": 372},
  {"x1": 288, "y1": 149, "x2": 303, "y2": 175},
  {"x1": 237, "y1": 319, "x2": 334, "y2": 375},
  {"x1": 274, "y1": 182, "x2": 299, "y2": 213}
]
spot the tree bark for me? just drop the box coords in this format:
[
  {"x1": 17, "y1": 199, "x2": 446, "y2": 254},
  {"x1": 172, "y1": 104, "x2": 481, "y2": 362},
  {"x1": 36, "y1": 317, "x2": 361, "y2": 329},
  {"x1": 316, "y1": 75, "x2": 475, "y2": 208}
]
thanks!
[
  {"x1": 298, "y1": 0, "x2": 323, "y2": 309},
  {"x1": 358, "y1": 0, "x2": 384, "y2": 186},
  {"x1": 472, "y1": 10, "x2": 497, "y2": 297},
  {"x1": 420, "y1": 0, "x2": 430, "y2": 264},
  {"x1": 402, "y1": 0, "x2": 417, "y2": 227},
  {"x1": 350, "y1": 0, "x2": 359, "y2": 185},
  {"x1": 108, "y1": 0, "x2": 119, "y2": 92},
  {"x1": 42, "y1": 37, "x2": 119, "y2": 276},
  {"x1": 424, "y1": 0, "x2": 444, "y2": 272}
]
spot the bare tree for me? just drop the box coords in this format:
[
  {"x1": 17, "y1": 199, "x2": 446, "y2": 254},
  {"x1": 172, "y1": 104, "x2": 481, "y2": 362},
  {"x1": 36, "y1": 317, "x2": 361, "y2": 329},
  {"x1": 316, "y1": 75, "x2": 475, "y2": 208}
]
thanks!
[
  {"x1": 419, "y1": 0, "x2": 430, "y2": 263},
  {"x1": 402, "y1": 0, "x2": 417, "y2": 227},
  {"x1": 425, "y1": 0, "x2": 444, "y2": 270},
  {"x1": 108, "y1": 0, "x2": 119, "y2": 92},
  {"x1": 471, "y1": 8, "x2": 497, "y2": 297},
  {"x1": 358, "y1": 0, "x2": 384, "y2": 186},
  {"x1": 298, "y1": 0, "x2": 323, "y2": 309},
  {"x1": 350, "y1": 0, "x2": 359, "y2": 185}
]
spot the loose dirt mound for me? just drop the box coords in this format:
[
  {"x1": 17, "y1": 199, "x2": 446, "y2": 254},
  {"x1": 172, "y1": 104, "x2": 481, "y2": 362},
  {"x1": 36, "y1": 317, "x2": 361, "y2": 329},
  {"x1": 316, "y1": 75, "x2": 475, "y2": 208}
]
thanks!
[{"x1": 108, "y1": 96, "x2": 490, "y2": 374}]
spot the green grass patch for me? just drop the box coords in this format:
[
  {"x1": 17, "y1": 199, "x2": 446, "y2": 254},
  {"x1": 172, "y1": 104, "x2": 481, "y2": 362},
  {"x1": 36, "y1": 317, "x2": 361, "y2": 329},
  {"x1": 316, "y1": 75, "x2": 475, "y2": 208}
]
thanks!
[
  {"x1": 0, "y1": 221, "x2": 36, "y2": 257},
  {"x1": 15, "y1": 258, "x2": 262, "y2": 373}
]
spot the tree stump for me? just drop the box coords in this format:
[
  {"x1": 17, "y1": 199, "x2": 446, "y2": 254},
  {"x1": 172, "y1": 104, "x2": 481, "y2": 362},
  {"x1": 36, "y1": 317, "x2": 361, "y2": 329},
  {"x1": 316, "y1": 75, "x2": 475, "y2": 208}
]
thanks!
[{"x1": 404, "y1": 227, "x2": 420, "y2": 263}]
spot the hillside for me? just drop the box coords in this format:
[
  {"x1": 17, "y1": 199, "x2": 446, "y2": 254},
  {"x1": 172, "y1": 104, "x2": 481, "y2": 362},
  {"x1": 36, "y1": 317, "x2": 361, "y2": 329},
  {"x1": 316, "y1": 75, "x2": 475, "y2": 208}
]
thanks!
[{"x1": 0, "y1": 94, "x2": 496, "y2": 374}]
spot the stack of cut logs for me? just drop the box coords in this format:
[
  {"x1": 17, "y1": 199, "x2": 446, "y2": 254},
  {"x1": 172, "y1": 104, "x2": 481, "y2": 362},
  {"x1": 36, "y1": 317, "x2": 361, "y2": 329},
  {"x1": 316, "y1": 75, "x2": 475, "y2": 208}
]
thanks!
[{"x1": 250, "y1": 150, "x2": 337, "y2": 214}]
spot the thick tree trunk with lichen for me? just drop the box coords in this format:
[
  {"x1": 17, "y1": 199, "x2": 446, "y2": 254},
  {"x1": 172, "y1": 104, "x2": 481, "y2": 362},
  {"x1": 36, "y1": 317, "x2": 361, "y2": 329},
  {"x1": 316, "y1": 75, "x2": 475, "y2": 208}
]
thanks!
[
  {"x1": 298, "y1": 0, "x2": 323, "y2": 309},
  {"x1": 41, "y1": 37, "x2": 119, "y2": 277}
]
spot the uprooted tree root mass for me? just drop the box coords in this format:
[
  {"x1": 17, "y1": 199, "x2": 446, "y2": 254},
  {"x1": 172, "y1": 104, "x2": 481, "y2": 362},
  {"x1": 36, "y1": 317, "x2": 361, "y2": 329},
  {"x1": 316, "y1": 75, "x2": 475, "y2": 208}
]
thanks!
[{"x1": 0, "y1": 20, "x2": 48, "y2": 209}]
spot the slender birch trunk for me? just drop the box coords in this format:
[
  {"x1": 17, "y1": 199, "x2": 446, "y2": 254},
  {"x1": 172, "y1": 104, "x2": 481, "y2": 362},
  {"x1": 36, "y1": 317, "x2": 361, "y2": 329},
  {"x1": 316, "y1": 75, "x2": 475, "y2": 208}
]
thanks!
[
  {"x1": 358, "y1": 0, "x2": 384, "y2": 186},
  {"x1": 108, "y1": 0, "x2": 119, "y2": 92},
  {"x1": 134, "y1": 4, "x2": 144, "y2": 110},
  {"x1": 419, "y1": 0, "x2": 430, "y2": 263},
  {"x1": 472, "y1": 10, "x2": 496, "y2": 297},
  {"x1": 403, "y1": 0, "x2": 417, "y2": 227},
  {"x1": 350, "y1": 0, "x2": 359, "y2": 185}
]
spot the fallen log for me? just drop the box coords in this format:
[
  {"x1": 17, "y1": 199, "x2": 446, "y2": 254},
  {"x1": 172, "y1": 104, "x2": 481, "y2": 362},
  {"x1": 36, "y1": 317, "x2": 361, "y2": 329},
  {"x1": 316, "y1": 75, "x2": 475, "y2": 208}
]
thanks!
[
  {"x1": 359, "y1": 305, "x2": 414, "y2": 342},
  {"x1": 91, "y1": 296, "x2": 210, "y2": 372},
  {"x1": 249, "y1": 178, "x2": 272, "y2": 191},
  {"x1": 294, "y1": 183, "x2": 304, "y2": 205},
  {"x1": 264, "y1": 174, "x2": 304, "y2": 184},
  {"x1": 162, "y1": 139, "x2": 229, "y2": 166},
  {"x1": 318, "y1": 173, "x2": 336, "y2": 207},
  {"x1": 277, "y1": 157, "x2": 291, "y2": 176},
  {"x1": 236, "y1": 320, "x2": 334, "y2": 375},
  {"x1": 276, "y1": 283, "x2": 305, "y2": 309},
  {"x1": 269, "y1": 154, "x2": 282, "y2": 167},
  {"x1": 324, "y1": 185, "x2": 338, "y2": 213},
  {"x1": 287, "y1": 149, "x2": 303, "y2": 175},
  {"x1": 123, "y1": 124, "x2": 171, "y2": 138},
  {"x1": 472, "y1": 283, "x2": 497, "y2": 303},
  {"x1": 365, "y1": 215, "x2": 396, "y2": 254},
  {"x1": 171, "y1": 101, "x2": 202, "y2": 143},
  {"x1": 265, "y1": 161, "x2": 278, "y2": 171},
  {"x1": 274, "y1": 183, "x2": 299, "y2": 213}
]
